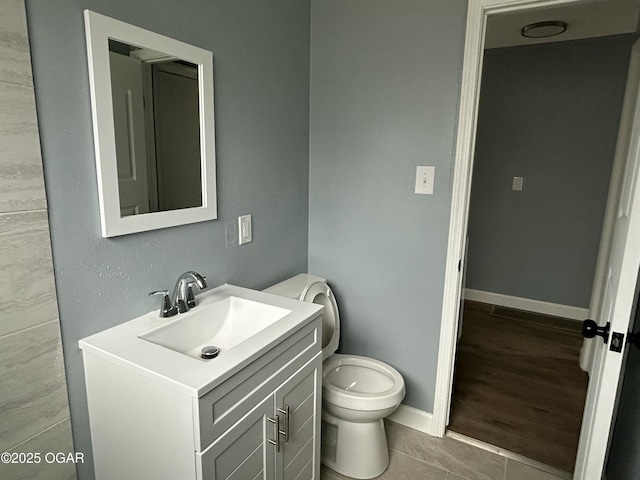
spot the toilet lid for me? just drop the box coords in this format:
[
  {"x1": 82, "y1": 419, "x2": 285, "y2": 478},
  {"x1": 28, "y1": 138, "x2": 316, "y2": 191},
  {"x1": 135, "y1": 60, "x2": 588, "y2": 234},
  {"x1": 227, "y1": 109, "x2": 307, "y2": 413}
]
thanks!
[{"x1": 302, "y1": 280, "x2": 340, "y2": 360}]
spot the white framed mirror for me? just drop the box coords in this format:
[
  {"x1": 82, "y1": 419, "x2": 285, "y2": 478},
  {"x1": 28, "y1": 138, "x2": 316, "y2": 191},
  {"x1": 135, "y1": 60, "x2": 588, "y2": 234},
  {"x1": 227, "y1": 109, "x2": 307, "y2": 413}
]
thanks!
[{"x1": 84, "y1": 10, "x2": 217, "y2": 237}]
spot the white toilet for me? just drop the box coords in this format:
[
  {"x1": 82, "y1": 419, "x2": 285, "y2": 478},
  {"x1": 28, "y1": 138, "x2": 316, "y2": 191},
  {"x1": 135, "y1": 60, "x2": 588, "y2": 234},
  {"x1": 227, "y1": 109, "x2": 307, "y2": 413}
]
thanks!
[{"x1": 264, "y1": 274, "x2": 405, "y2": 479}]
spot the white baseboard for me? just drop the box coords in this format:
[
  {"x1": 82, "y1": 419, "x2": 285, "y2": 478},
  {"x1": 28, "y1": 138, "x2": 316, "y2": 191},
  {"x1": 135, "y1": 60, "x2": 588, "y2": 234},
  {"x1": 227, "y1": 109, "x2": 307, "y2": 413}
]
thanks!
[
  {"x1": 387, "y1": 404, "x2": 434, "y2": 435},
  {"x1": 464, "y1": 289, "x2": 588, "y2": 321}
]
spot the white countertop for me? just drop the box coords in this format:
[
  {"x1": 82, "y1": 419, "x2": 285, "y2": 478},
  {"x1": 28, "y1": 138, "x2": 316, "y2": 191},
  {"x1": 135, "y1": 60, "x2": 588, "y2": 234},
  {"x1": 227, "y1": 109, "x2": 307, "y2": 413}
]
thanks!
[{"x1": 79, "y1": 284, "x2": 323, "y2": 398}]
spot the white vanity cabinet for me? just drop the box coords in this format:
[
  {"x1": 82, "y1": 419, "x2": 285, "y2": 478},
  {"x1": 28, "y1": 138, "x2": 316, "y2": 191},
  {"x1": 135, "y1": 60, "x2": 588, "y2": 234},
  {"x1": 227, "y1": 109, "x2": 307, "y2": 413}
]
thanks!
[
  {"x1": 199, "y1": 358, "x2": 319, "y2": 480},
  {"x1": 82, "y1": 313, "x2": 322, "y2": 480}
]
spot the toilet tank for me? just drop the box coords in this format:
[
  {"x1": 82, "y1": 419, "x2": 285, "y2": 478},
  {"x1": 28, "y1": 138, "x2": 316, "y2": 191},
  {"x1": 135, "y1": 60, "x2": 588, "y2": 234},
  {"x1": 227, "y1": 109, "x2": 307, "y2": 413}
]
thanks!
[{"x1": 263, "y1": 273, "x2": 327, "y2": 300}]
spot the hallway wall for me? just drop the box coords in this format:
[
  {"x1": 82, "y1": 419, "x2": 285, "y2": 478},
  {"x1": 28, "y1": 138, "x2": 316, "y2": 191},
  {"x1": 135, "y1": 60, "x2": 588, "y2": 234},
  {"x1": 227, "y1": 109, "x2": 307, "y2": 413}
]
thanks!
[{"x1": 466, "y1": 35, "x2": 635, "y2": 309}]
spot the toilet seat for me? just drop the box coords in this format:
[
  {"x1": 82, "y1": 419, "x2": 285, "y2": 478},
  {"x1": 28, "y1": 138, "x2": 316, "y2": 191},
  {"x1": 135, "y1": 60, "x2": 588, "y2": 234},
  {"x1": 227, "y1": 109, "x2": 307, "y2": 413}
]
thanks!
[
  {"x1": 323, "y1": 354, "x2": 405, "y2": 412},
  {"x1": 301, "y1": 280, "x2": 340, "y2": 360}
]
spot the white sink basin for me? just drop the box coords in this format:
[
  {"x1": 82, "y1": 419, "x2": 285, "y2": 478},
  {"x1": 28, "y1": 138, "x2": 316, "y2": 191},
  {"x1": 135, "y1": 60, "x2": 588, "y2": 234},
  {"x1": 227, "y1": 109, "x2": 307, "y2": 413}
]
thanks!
[
  {"x1": 79, "y1": 284, "x2": 323, "y2": 396},
  {"x1": 140, "y1": 296, "x2": 292, "y2": 360}
]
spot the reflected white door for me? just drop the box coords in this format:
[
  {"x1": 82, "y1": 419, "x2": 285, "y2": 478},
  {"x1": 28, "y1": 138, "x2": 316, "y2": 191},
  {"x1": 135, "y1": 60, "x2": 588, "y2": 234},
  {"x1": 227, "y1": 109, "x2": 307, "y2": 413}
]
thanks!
[
  {"x1": 151, "y1": 62, "x2": 202, "y2": 212},
  {"x1": 109, "y1": 51, "x2": 150, "y2": 216}
]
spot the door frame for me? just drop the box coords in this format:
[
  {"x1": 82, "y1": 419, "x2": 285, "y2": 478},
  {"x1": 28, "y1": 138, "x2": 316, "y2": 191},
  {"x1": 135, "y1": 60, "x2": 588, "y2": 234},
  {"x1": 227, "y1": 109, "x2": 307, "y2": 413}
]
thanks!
[{"x1": 433, "y1": 0, "x2": 624, "y2": 437}]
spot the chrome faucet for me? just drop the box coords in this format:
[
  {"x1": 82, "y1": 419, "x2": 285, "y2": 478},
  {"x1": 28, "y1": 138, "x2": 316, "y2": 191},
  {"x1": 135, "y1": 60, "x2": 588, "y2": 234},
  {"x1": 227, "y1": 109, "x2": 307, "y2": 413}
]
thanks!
[
  {"x1": 171, "y1": 271, "x2": 207, "y2": 313},
  {"x1": 149, "y1": 271, "x2": 207, "y2": 317}
]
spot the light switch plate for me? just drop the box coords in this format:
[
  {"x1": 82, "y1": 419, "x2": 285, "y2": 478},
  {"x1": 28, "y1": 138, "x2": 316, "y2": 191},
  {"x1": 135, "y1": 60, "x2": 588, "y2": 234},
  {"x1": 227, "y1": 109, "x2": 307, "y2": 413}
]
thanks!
[
  {"x1": 415, "y1": 166, "x2": 435, "y2": 195},
  {"x1": 239, "y1": 215, "x2": 252, "y2": 245},
  {"x1": 512, "y1": 176, "x2": 524, "y2": 191}
]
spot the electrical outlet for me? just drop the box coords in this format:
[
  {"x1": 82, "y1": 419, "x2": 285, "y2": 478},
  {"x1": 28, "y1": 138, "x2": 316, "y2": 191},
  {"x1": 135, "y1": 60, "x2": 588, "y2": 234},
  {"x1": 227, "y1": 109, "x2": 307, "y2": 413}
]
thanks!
[{"x1": 238, "y1": 215, "x2": 252, "y2": 245}]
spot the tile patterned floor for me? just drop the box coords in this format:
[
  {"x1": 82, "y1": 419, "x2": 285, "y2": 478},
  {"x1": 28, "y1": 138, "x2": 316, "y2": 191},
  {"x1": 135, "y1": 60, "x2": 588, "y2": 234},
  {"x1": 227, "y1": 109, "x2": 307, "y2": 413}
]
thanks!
[{"x1": 321, "y1": 421, "x2": 570, "y2": 480}]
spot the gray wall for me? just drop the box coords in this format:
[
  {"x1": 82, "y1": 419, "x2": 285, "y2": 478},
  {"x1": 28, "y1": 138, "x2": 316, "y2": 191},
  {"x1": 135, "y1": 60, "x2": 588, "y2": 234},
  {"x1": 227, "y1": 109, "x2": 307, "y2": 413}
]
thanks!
[
  {"x1": 0, "y1": 1, "x2": 75, "y2": 479},
  {"x1": 466, "y1": 36, "x2": 634, "y2": 308},
  {"x1": 25, "y1": 1, "x2": 310, "y2": 478},
  {"x1": 308, "y1": 0, "x2": 468, "y2": 412}
]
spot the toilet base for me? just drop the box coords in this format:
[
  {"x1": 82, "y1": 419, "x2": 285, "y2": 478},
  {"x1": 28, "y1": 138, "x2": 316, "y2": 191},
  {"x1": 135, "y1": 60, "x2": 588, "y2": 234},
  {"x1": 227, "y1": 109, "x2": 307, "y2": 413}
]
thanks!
[{"x1": 321, "y1": 411, "x2": 390, "y2": 479}]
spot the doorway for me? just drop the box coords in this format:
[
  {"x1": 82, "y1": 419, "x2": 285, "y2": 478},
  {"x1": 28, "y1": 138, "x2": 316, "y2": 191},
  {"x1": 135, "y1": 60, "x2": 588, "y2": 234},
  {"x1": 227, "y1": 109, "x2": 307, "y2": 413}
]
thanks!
[
  {"x1": 448, "y1": 28, "x2": 633, "y2": 472},
  {"x1": 432, "y1": 0, "x2": 640, "y2": 477}
]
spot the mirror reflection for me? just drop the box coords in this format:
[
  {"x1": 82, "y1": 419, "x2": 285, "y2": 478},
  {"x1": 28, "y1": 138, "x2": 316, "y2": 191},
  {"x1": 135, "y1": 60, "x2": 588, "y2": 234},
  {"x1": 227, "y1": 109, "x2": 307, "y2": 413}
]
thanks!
[{"x1": 108, "y1": 40, "x2": 202, "y2": 217}]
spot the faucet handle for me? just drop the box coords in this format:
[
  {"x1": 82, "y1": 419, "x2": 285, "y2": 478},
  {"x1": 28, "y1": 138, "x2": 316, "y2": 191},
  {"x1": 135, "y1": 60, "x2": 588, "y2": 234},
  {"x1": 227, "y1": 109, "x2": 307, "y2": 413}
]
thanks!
[
  {"x1": 186, "y1": 282, "x2": 197, "y2": 309},
  {"x1": 186, "y1": 275, "x2": 207, "y2": 309},
  {"x1": 149, "y1": 290, "x2": 178, "y2": 318}
]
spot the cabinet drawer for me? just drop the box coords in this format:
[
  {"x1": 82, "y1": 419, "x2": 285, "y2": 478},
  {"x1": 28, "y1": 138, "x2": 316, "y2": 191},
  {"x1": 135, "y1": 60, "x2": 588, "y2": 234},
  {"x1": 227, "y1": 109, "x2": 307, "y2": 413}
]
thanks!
[{"x1": 195, "y1": 319, "x2": 320, "y2": 451}]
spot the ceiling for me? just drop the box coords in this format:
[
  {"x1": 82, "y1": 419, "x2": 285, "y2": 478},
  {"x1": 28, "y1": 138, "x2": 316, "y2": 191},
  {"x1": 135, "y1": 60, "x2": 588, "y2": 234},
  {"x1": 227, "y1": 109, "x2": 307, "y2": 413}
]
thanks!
[{"x1": 485, "y1": 0, "x2": 640, "y2": 49}]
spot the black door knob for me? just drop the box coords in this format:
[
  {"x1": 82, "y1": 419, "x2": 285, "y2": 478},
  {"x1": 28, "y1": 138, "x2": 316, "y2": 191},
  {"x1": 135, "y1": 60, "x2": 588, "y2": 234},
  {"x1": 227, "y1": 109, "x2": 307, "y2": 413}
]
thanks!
[{"x1": 582, "y1": 319, "x2": 610, "y2": 343}]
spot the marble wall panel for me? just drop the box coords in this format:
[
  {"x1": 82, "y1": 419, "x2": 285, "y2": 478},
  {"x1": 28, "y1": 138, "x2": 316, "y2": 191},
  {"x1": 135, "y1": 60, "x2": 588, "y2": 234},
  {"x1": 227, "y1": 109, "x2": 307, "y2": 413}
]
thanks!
[
  {"x1": 0, "y1": 321, "x2": 71, "y2": 452},
  {"x1": 0, "y1": 211, "x2": 59, "y2": 337},
  {"x1": 0, "y1": 82, "x2": 47, "y2": 213},
  {"x1": 0, "y1": 419, "x2": 76, "y2": 480},
  {"x1": 0, "y1": 1, "x2": 76, "y2": 478},
  {"x1": 0, "y1": 0, "x2": 33, "y2": 86}
]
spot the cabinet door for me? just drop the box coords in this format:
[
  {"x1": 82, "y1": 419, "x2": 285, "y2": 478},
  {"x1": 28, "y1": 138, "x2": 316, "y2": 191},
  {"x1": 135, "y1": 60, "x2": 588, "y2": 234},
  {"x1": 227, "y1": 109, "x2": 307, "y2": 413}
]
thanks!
[
  {"x1": 275, "y1": 354, "x2": 322, "y2": 480},
  {"x1": 198, "y1": 394, "x2": 276, "y2": 480}
]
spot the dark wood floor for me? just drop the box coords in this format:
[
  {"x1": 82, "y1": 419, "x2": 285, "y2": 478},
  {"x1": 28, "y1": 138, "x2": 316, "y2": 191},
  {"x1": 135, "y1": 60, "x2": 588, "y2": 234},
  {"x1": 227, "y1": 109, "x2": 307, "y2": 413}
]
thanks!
[{"x1": 449, "y1": 301, "x2": 589, "y2": 473}]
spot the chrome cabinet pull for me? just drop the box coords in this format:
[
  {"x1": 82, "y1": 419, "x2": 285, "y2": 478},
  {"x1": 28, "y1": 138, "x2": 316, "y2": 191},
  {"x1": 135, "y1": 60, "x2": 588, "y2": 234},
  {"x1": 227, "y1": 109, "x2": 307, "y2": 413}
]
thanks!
[
  {"x1": 267, "y1": 416, "x2": 281, "y2": 452},
  {"x1": 277, "y1": 405, "x2": 290, "y2": 443}
]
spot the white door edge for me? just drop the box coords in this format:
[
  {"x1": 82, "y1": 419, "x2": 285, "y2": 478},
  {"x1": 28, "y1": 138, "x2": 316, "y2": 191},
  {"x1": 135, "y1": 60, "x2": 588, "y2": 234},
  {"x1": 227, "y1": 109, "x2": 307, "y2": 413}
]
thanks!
[
  {"x1": 573, "y1": 35, "x2": 640, "y2": 477},
  {"x1": 580, "y1": 40, "x2": 640, "y2": 373}
]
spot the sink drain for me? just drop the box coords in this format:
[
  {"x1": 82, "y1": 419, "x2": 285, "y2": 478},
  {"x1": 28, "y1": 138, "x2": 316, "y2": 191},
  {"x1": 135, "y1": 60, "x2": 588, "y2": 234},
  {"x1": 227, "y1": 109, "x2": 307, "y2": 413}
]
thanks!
[{"x1": 201, "y1": 346, "x2": 221, "y2": 359}]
